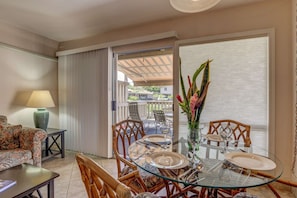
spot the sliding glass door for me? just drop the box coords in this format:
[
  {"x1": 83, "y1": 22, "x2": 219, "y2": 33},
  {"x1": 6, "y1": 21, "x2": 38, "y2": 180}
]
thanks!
[{"x1": 174, "y1": 30, "x2": 275, "y2": 152}]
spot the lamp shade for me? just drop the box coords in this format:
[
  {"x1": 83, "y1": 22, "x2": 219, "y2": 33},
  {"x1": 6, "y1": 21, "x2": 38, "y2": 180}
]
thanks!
[
  {"x1": 26, "y1": 90, "x2": 55, "y2": 108},
  {"x1": 26, "y1": 90, "x2": 55, "y2": 130},
  {"x1": 169, "y1": 0, "x2": 221, "y2": 13}
]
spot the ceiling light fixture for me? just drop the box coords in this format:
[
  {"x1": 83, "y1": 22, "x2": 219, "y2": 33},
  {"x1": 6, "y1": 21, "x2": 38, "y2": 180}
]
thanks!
[{"x1": 169, "y1": 0, "x2": 221, "y2": 13}]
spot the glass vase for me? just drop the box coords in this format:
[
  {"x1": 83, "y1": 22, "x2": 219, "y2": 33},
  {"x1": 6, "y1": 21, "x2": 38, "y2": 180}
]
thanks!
[
  {"x1": 187, "y1": 126, "x2": 200, "y2": 153},
  {"x1": 187, "y1": 126, "x2": 203, "y2": 168}
]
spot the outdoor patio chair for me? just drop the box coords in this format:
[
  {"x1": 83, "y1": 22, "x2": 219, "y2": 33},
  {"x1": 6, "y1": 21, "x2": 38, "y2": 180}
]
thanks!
[
  {"x1": 128, "y1": 102, "x2": 142, "y2": 121},
  {"x1": 128, "y1": 102, "x2": 154, "y2": 130},
  {"x1": 153, "y1": 110, "x2": 173, "y2": 134}
]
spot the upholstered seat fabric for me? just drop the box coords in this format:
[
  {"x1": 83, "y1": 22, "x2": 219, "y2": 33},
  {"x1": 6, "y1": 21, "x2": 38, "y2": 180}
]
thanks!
[
  {"x1": 0, "y1": 149, "x2": 33, "y2": 170},
  {"x1": 0, "y1": 124, "x2": 22, "y2": 150},
  {"x1": 0, "y1": 115, "x2": 47, "y2": 171},
  {"x1": 121, "y1": 165, "x2": 162, "y2": 189}
]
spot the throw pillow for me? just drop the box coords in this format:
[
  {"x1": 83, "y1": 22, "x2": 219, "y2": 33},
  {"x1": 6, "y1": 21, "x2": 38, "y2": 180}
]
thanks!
[{"x1": 0, "y1": 124, "x2": 22, "y2": 150}]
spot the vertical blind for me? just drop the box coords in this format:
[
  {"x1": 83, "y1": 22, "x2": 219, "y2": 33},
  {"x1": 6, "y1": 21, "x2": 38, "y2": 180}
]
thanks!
[
  {"x1": 292, "y1": 0, "x2": 297, "y2": 173},
  {"x1": 58, "y1": 48, "x2": 111, "y2": 157},
  {"x1": 179, "y1": 37, "x2": 268, "y2": 146}
]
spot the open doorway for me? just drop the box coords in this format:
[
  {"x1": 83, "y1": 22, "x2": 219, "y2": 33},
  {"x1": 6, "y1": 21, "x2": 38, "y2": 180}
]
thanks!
[{"x1": 114, "y1": 48, "x2": 174, "y2": 134}]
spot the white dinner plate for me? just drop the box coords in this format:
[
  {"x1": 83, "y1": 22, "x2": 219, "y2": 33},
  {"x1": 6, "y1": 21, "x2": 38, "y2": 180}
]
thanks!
[
  {"x1": 146, "y1": 151, "x2": 189, "y2": 169},
  {"x1": 143, "y1": 134, "x2": 168, "y2": 144},
  {"x1": 224, "y1": 152, "x2": 276, "y2": 170},
  {"x1": 206, "y1": 134, "x2": 223, "y2": 142}
]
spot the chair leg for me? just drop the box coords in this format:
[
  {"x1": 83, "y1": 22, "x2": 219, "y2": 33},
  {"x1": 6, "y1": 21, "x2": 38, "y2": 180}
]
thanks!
[
  {"x1": 267, "y1": 184, "x2": 281, "y2": 198},
  {"x1": 37, "y1": 189, "x2": 43, "y2": 198}
]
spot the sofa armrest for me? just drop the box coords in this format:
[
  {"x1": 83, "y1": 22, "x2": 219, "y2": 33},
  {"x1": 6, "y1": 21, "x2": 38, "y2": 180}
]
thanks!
[
  {"x1": 19, "y1": 128, "x2": 47, "y2": 167},
  {"x1": 0, "y1": 115, "x2": 8, "y2": 125}
]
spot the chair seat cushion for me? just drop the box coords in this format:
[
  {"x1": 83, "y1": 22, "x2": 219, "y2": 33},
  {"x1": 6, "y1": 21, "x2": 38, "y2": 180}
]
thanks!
[
  {"x1": 121, "y1": 164, "x2": 163, "y2": 189},
  {"x1": 140, "y1": 172, "x2": 162, "y2": 189},
  {"x1": 139, "y1": 164, "x2": 163, "y2": 189},
  {"x1": 0, "y1": 149, "x2": 33, "y2": 171}
]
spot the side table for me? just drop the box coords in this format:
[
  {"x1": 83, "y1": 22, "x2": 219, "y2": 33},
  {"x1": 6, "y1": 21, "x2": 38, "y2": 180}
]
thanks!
[{"x1": 42, "y1": 128, "x2": 67, "y2": 161}]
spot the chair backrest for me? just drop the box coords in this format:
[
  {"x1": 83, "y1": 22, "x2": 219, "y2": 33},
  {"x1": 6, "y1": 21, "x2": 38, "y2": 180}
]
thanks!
[
  {"x1": 128, "y1": 102, "x2": 141, "y2": 121},
  {"x1": 112, "y1": 119, "x2": 146, "y2": 176},
  {"x1": 75, "y1": 153, "x2": 132, "y2": 198},
  {"x1": 208, "y1": 119, "x2": 251, "y2": 147},
  {"x1": 153, "y1": 110, "x2": 166, "y2": 124}
]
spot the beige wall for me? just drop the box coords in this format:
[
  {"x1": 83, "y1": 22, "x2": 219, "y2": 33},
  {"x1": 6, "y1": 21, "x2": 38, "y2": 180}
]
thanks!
[
  {"x1": 0, "y1": 23, "x2": 58, "y2": 57},
  {"x1": 0, "y1": 22, "x2": 60, "y2": 128},
  {"x1": 0, "y1": 0, "x2": 293, "y2": 180},
  {"x1": 60, "y1": 0, "x2": 294, "y2": 179}
]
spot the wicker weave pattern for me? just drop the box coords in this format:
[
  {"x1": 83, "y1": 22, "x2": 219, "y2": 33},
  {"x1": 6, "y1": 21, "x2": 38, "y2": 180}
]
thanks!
[
  {"x1": 205, "y1": 119, "x2": 252, "y2": 197},
  {"x1": 112, "y1": 120, "x2": 164, "y2": 195},
  {"x1": 76, "y1": 153, "x2": 132, "y2": 198},
  {"x1": 208, "y1": 119, "x2": 251, "y2": 147}
]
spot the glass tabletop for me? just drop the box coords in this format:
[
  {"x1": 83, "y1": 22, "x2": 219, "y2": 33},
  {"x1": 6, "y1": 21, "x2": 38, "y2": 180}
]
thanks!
[{"x1": 128, "y1": 134, "x2": 283, "y2": 189}]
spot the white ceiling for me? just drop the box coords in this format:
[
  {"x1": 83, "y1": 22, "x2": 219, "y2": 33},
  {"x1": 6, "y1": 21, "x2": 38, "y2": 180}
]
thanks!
[
  {"x1": 118, "y1": 53, "x2": 173, "y2": 86},
  {"x1": 0, "y1": 0, "x2": 264, "y2": 42}
]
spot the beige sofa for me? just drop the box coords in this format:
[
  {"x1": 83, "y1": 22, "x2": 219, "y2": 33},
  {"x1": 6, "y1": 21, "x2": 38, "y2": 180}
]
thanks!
[{"x1": 0, "y1": 115, "x2": 47, "y2": 171}]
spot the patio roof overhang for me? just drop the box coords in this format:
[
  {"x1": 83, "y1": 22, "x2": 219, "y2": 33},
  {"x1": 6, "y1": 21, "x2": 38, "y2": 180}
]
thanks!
[{"x1": 117, "y1": 50, "x2": 173, "y2": 86}]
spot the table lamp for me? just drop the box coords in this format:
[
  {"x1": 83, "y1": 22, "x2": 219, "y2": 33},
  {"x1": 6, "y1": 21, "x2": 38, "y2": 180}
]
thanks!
[{"x1": 26, "y1": 90, "x2": 55, "y2": 130}]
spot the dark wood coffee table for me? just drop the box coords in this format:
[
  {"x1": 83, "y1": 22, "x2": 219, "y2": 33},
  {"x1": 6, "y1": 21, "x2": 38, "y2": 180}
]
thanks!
[{"x1": 0, "y1": 164, "x2": 59, "y2": 198}]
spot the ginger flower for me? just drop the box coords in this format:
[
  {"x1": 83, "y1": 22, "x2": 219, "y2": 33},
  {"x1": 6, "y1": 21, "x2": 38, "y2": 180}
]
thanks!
[{"x1": 176, "y1": 59, "x2": 211, "y2": 130}]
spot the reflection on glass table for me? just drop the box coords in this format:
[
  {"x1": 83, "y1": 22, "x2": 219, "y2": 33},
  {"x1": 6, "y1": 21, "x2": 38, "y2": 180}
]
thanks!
[{"x1": 128, "y1": 135, "x2": 282, "y2": 196}]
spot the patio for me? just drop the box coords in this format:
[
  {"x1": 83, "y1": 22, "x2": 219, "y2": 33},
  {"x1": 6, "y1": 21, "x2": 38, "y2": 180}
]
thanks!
[{"x1": 116, "y1": 80, "x2": 173, "y2": 122}]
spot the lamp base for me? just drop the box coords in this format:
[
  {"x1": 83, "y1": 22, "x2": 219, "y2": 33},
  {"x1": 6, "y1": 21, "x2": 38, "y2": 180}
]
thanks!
[{"x1": 33, "y1": 108, "x2": 49, "y2": 131}]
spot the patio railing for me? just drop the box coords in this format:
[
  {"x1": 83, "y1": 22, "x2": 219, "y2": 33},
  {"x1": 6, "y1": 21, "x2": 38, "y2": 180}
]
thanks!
[
  {"x1": 117, "y1": 101, "x2": 173, "y2": 122},
  {"x1": 116, "y1": 81, "x2": 173, "y2": 122}
]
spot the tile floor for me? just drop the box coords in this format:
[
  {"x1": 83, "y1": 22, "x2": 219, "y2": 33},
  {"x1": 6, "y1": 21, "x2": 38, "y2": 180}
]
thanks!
[{"x1": 36, "y1": 151, "x2": 296, "y2": 198}]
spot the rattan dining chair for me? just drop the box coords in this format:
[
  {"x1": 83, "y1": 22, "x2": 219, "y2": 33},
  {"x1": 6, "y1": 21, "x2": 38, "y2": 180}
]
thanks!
[
  {"x1": 207, "y1": 119, "x2": 251, "y2": 147},
  {"x1": 76, "y1": 153, "x2": 132, "y2": 198},
  {"x1": 254, "y1": 172, "x2": 297, "y2": 198},
  {"x1": 205, "y1": 119, "x2": 252, "y2": 197},
  {"x1": 112, "y1": 119, "x2": 165, "y2": 195}
]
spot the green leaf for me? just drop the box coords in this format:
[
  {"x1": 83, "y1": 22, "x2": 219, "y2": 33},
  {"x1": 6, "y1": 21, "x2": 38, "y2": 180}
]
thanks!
[
  {"x1": 191, "y1": 61, "x2": 208, "y2": 93},
  {"x1": 179, "y1": 58, "x2": 189, "y2": 106},
  {"x1": 197, "y1": 60, "x2": 211, "y2": 118}
]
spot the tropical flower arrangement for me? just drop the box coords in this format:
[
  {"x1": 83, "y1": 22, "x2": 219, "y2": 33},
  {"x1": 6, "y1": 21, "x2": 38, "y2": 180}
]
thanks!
[{"x1": 176, "y1": 59, "x2": 211, "y2": 131}]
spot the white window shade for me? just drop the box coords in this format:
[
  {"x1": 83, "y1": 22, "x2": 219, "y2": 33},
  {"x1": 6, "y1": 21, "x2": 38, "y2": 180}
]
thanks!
[{"x1": 179, "y1": 37, "x2": 268, "y2": 129}]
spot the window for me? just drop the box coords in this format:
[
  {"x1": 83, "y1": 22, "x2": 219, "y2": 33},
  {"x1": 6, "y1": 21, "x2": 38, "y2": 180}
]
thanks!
[{"x1": 178, "y1": 36, "x2": 269, "y2": 149}]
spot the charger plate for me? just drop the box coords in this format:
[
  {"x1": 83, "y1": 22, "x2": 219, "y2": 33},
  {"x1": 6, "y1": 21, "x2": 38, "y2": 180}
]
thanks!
[
  {"x1": 224, "y1": 152, "x2": 276, "y2": 170},
  {"x1": 146, "y1": 151, "x2": 189, "y2": 169},
  {"x1": 143, "y1": 134, "x2": 167, "y2": 144},
  {"x1": 206, "y1": 134, "x2": 223, "y2": 142}
]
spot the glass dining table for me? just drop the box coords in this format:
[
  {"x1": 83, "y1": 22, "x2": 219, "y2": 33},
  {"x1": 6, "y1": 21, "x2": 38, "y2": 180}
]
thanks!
[{"x1": 128, "y1": 133, "x2": 283, "y2": 198}]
